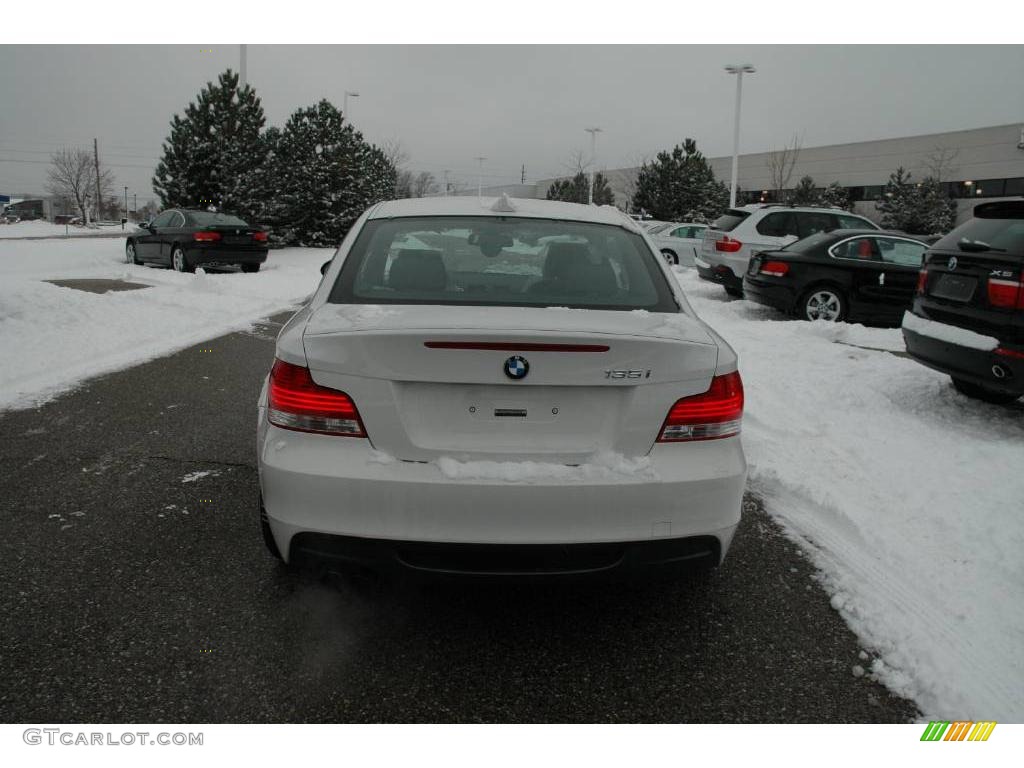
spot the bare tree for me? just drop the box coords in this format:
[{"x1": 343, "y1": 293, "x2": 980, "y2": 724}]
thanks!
[
  {"x1": 767, "y1": 133, "x2": 803, "y2": 201},
  {"x1": 46, "y1": 148, "x2": 112, "y2": 223},
  {"x1": 411, "y1": 171, "x2": 439, "y2": 198},
  {"x1": 380, "y1": 138, "x2": 410, "y2": 171},
  {"x1": 922, "y1": 145, "x2": 960, "y2": 183}
]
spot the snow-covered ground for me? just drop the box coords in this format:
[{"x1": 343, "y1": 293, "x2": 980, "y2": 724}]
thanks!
[
  {"x1": 0, "y1": 237, "x2": 331, "y2": 410},
  {"x1": 0, "y1": 236, "x2": 1020, "y2": 721},
  {"x1": 0, "y1": 220, "x2": 139, "y2": 239},
  {"x1": 674, "y1": 267, "x2": 1023, "y2": 722}
]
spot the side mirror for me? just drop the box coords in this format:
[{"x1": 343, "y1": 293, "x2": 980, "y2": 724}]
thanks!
[{"x1": 320, "y1": 260, "x2": 331, "y2": 276}]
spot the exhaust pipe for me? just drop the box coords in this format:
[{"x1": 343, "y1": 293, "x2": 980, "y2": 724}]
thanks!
[{"x1": 992, "y1": 364, "x2": 1010, "y2": 380}]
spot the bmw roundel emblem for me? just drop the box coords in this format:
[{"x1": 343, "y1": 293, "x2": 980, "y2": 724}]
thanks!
[
  {"x1": 504, "y1": 355, "x2": 529, "y2": 380},
  {"x1": 948, "y1": 256, "x2": 958, "y2": 270}
]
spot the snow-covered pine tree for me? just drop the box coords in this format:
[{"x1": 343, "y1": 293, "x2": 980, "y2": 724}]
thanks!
[
  {"x1": 268, "y1": 99, "x2": 396, "y2": 247},
  {"x1": 153, "y1": 69, "x2": 267, "y2": 216},
  {"x1": 820, "y1": 181, "x2": 852, "y2": 211},
  {"x1": 917, "y1": 177, "x2": 958, "y2": 235},
  {"x1": 877, "y1": 167, "x2": 919, "y2": 232},
  {"x1": 632, "y1": 139, "x2": 728, "y2": 222}
]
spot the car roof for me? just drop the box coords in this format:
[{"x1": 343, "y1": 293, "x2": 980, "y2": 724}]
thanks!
[
  {"x1": 368, "y1": 196, "x2": 638, "y2": 229},
  {"x1": 736, "y1": 204, "x2": 869, "y2": 215}
]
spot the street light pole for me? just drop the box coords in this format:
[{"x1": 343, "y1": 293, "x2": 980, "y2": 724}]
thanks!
[
  {"x1": 474, "y1": 157, "x2": 487, "y2": 200},
  {"x1": 240, "y1": 45, "x2": 247, "y2": 88},
  {"x1": 444, "y1": 170, "x2": 450, "y2": 197},
  {"x1": 123, "y1": 186, "x2": 128, "y2": 229},
  {"x1": 724, "y1": 64, "x2": 755, "y2": 209},
  {"x1": 343, "y1": 91, "x2": 360, "y2": 121},
  {"x1": 584, "y1": 127, "x2": 602, "y2": 205}
]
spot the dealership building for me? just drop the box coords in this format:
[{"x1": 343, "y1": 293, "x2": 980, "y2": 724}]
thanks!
[{"x1": 476, "y1": 123, "x2": 1024, "y2": 225}]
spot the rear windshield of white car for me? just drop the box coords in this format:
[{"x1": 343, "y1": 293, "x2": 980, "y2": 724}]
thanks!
[
  {"x1": 711, "y1": 209, "x2": 751, "y2": 232},
  {"x1": 328, "y1": 216, "x2": 680, "y2": 312}
]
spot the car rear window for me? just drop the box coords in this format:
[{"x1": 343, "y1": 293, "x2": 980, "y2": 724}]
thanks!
[
  {"x1": 782, "y1": 231, "x2": 834, "y2": 253},
  {"x1": 932, "y1": 214, "x2": 1024, "y2": 255},
  {"x1": 328, "y1": 216, "x2": 680, "y2": 312},
  {"x1": 711, "y1": 209, "x2": 751, "y2": 232},
  {"x1": 189, "y1": 211, "x2": 249, "y2": 227}
]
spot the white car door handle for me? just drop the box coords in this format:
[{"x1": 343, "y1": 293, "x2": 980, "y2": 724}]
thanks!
[{"x1": 879, "y1": 272, "x2": 885, "y2": 286}]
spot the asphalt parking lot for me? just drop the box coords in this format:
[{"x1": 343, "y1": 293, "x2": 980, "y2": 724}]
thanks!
[{"x1": 0, "y1": 311, "x2": 919, "y2": 723}]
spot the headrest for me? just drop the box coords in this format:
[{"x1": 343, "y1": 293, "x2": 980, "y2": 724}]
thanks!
[{"x1": 389, "y1": 249, "x2": 446, "y2": 291}]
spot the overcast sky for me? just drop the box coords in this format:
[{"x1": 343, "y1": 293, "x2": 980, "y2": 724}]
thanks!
[{"x1": 1, "y1": 45, "x2": 1022, "y2": 204}]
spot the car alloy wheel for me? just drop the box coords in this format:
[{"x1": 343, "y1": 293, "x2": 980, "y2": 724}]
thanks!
[
  {"x1": 804, "y1": 289, "x2": 844, "y2": 321},
  {"x1": 661, "y1": 249, "x2": 679, "y2": 266},
  {"x1": 172, "y1": 247, "x2": 186, "y2": 272},
  {"x1": 126, "y1": 242, "x2": 136, "y2": 265}
]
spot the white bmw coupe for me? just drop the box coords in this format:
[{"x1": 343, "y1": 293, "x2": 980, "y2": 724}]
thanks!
[{"x1": 257, "y1": 196, "x2": 746, "y2": 579}]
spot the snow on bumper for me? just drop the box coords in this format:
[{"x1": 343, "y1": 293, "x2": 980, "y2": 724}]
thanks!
[
  {"x1": 901, "y1": 310, "x2": 999, "y2": 351},
  {"x1": 258, "y1": 423, "x2": 745, "y2": 560}
]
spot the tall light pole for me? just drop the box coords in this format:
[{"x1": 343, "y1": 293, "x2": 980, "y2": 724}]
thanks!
[
  {"x1": 584, "y1": 127, "x2": 602, "y2": 205},
  {"x1": 123, "y1": 186, "x2": 128, "y2": 228},
  {"x1": 343, "y1": 91, "x2": 359, "y2": 120},
  {"x1": 240, "y1": 45, "x2": 247, "y2": 88},
  {"x1": 444, "y1": 169, "x2": 450, "y2": 197},
  {"x1": 474, "y1": 157, "x2": 487, "y2": 200},
  {"x1": 724, "y1": 64, "x2": 755, "y2": 209}
]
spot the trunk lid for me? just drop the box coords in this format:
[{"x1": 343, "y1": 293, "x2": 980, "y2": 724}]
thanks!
[{"x1": 301, "y1": 304, "x2": 719, "y2": 462}]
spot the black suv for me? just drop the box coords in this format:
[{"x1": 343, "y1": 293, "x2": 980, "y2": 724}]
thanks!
[{"x1": 903, "y1": 201, "x2": 1024, "y2": 404}]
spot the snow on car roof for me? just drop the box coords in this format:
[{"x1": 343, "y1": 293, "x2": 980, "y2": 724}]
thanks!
[{"x1": 368, "y1": 196, "x2": 639, "y2": 229}]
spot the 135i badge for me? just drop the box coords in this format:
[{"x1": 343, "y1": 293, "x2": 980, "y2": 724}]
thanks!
[{"x1": 604, "y1": 369, "x2": 651, "y2": 379}]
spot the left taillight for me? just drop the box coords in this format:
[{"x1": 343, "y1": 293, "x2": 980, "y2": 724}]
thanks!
[
  {"x1": 193, "y1": 230, "x2": 221, "y2": 242},
  {"x1": 657, "y1": 371, "x2": 744, "y2": 442},
  {"x1": 252, "y1": 230, "x2": 268, "y2": 242},
  {"x1": 267, "y1": 359, "x2": 366, "y2": 437}
]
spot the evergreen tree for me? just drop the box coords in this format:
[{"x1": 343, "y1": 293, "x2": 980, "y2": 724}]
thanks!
[
  {"x1": 546, "y1": 171, "x2": 614, "y2": 205},
  {"x1": 791, "y1": 175, "x2": 819, "y2": 206},
  {"x1": 592, "y1": 172, "x2": 615, "y2": 206},
  {"x1": 631, "y1": 139, "x2": 729, "y2": 222},
  {"x1": 153, "y1": 70, "x2": 267, "y2": 216},
  {"x1": 917, "y1": 177, "x2": 958, "y2": 235},
  {"x1": 877, "y1": 167, "x2": 919, "y2": 232},
  {"x1": 266, "y1": 99, "x2": 396, "y2": 247},
  {"x1": 820, "y1": 181, "x2": 852, "y2": 211}
]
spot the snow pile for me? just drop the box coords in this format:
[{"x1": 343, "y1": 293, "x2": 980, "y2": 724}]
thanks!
[
  {"x1": 436, "y1": 451, "x2": 658, "y2": 483},
  {"x1": 675, "y1": 267, "x2": 1024, "y2": 721},
  {"x1": 0, "y1": 221, "x2": 138, "y2": 239},
  {"x1": 0, "y1": 238, "x2": 330, "y2": 411}
]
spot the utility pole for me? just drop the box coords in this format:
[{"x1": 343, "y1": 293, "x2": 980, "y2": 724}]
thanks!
[
  {"x1": 93, "y1": 138, "x2": 102, "y2": 223},
  {"x1": 133, "y1": 193, "x2": 137, "y2": 218},
  {"x1": 444, "y1": 170, "x2": 450, "y2": 197},
  {"x1": 584, "y1": 127, "x2": 602, "y2": 205},
  {"x1": 123, "y1": 186, "x2": 128, "y2": 229},
  {"x1": 521, "y1": 164, "x2": 526, "y2": 184},
  {"x1": 240, "y1": 45, "x2": 247, "y2": 88},
  {"x1": 474, "y1": 157, "x2": 486, "y2": 201}
]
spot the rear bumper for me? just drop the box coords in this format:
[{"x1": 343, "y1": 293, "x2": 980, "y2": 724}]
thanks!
[
  {"x1": 742, "y1": 275, "x2": 798, "y2": 313},
  {"x1": 902, "y1": 315, "x2": 1024, "y2": 395},
  {"x1": 288, "y1": 531, "x2": 723, "y2": 579},
  {"x1": 186, "y1": 245, "x2": 268, "y2": 266},
  {"x1": 696, "y1": 261, "x2": 743, "y2": 290},
  {"x1": 257, "y1": 419, "x2": 746, "y2": 573}
]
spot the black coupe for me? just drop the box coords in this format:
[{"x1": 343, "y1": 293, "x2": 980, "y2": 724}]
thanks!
[
  {"x1": 742, "y1": 229, "x2": 929, "y2": 324},
  {"x1": 127, "y1": 209, "x2": 268, "y2": 273}
]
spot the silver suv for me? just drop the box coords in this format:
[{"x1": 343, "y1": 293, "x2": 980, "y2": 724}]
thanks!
[{"x1": 696, "y1": 204, "x2": 879, "y2": 296}]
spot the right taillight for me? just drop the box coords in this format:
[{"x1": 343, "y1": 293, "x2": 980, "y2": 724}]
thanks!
[
  {"x1": 916, "y1": 268, "x2": 928, "y2": 295},
  {"x1": 658, "y1": 371, "x2": 744, "y2": 442},
  {"x1": 715, "y1": 236, "x2": 743, "y2": 253},
  {"x1": 987, "y1": 276, "x2": 1024, "y2": 310},
  {"x1": 759, "y1": 260, "x2": 790, "y2": 277},
  {"x1": 267, "y1": 359, "x2": 366, "y2": 437}
]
